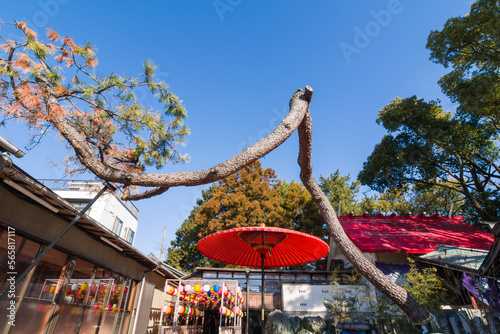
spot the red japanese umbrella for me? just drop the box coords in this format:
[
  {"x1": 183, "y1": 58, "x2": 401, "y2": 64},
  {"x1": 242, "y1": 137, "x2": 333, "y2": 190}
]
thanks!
[{"x1": 197, "y1": 224, "x2": 329, "y2": 321}]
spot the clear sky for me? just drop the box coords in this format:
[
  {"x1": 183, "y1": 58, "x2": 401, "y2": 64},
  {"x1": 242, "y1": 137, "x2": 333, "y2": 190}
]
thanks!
[{"x1": 1, "y1": 1, "x2": 473, "y2": 260}]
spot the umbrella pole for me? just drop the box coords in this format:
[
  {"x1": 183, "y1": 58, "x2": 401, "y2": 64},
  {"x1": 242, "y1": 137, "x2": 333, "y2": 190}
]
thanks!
[{"x1": 261, "y1": 253, "x2": 265, "y2": 323}]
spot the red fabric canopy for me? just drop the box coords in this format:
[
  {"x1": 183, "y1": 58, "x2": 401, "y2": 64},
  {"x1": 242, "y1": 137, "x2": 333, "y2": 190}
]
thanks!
[
  {"x1": 197, "y1": 226, "x2": 329, "y2": 268},
  {"x1": 339, "y1": 214, "x2": 493, "y2": 253}
]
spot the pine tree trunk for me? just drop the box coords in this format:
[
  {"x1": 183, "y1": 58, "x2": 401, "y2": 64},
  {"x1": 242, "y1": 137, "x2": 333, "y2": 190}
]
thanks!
[{"x1": 297, "y1": 87, "x2": 431, "y2": 326}]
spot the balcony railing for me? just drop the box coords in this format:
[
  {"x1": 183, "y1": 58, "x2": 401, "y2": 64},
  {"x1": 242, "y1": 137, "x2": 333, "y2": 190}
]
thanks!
[{"x1": 38, "y1": 179, "x2": 139, "y2": 218}]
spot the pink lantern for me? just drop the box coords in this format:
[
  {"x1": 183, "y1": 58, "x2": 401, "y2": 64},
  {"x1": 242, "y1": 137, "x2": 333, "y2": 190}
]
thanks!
[
  {"x1": 165, "y1": 284, "x2": 175, "y2": 294},
  {"x1": 233, "y1": 306, "x2": 239, "y2": 314},
  {"x1": 184, "y1": 284, "x2": 192, "y2": 293},
  {"x1": 98, "y1": 285, "x2": 105, "y2": 294}
]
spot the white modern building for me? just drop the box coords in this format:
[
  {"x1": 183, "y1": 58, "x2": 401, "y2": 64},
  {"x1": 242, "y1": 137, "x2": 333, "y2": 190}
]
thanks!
[{"x1": 42, "y1": 180, "x2": 139, "y2": 245}]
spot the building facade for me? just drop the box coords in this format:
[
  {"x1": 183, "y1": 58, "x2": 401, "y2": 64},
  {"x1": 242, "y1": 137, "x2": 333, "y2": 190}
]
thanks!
[
  {"x1": 41, "y1": 180, "x2": 139, "y2": 245},
  {"x1": 0, "y1": 150, "x2": 182, "y2": 333}
]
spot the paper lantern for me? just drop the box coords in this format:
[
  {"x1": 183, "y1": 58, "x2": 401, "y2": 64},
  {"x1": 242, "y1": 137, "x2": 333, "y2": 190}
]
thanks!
[
  {"x1": 43, "y1": 285, "x2": 51, "y2": 293},
  {"x1": 80, "y1": 283, "x2": 89, "y2": 292},
  {"x1": 178, "y1": 285, "x2": 184, "y2": 294},
  {"x1": 184, "y1": 284, "x2": 192, "y2": 293},
  {"x1": 212, "y1": 285, "x2": 220, "y2": 294},
  {"x1": 193, "y1": 284, "x2": 201, "y2": 294},
  {"x1": 111, "y1": 285, "x2": 118, "y2": 293},
  {"x1": 165, "y1": 284, "x2": 175, "y2": 294},
  {"x1": 98, "y1": 285, "x2": 105, "y2": 294},
  {"x1": 233, "y1": 306, "x2": 239, "y2": 314},
  {"x1": 71, "y1": 283, "x2": 79, "y2": 291}
]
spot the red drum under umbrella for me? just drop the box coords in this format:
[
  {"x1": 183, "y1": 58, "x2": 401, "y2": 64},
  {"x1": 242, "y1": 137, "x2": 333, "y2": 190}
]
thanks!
[{"x1": 198, "y1": 224, "x2": 329, "y2": 321}]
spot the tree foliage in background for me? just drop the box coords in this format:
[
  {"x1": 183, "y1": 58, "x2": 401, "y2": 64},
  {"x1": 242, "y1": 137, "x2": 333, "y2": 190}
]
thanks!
[
  {"x1": 359, "y1": 0, "x2": 500, "y2": 223},
  {"x1": 320, "y1": 171, "x2": 362, "y2": 215},
  {"x1": 166, "y1": 161, "x2": 326, "y2": 272}
]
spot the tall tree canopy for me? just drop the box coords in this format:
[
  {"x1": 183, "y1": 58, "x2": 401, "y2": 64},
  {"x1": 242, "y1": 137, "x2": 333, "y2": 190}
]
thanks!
[
  {"x1": 359, "y1": 0, "x2": 500, "y2": 223},
  {"x1": 0, "y1": 20, "x2": 438, "y2": 326}
]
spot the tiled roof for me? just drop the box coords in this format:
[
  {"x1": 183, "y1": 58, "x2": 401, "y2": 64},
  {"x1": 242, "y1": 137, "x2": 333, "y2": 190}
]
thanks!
[{"x1": 338, "y1": 213, "x2": 493, "y2": 254}]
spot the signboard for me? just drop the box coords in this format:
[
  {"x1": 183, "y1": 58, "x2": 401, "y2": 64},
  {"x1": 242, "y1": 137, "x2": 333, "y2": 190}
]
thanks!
[
  {"x1": 282, "y1": 284, "x2": 374, "y2": 313},
  {"x1": 282, "y1": 284, "x2": 332, "y2": 312}
]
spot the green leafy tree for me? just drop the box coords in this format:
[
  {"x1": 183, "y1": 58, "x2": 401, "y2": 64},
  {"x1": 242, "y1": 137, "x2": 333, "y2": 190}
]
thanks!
[
  {"x1": 359, "y1": 186, "x2": 413, "y2": 216},
  {"x1": 427, "y1": 0, "x2": 500, "y2": 126},
  {"x1": 360, "y1": 0, "x2": 500, "y2": 223},
  {"x1": 280, "y1": 180, "x2": 324, "y2": 239},
  {"x1": 360, "y1": 185, "x2": 467, "y2": 218},
  {"x1": 359, "y1": 96, "x2": 500, "y2": 222},
  {"x1": 320, "y1": 170, "x2": 363, "y2": 215}
]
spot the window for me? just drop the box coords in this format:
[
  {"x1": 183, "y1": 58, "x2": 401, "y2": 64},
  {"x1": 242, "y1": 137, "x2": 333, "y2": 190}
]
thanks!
[
  {"x1": 112, "y1": 217, "x2": 123, "y2": 237},
  {"x1": 296, "y1": 274, "x2": 311, "y2": 282},
  {"x1": 203, "y1": 272, "x2": 217, "y2": 279},
  {"x1": 125, "y1": 228, "x2": 135, "y2": 244},
  {"x1": 265, "y1": 280, "x2": 280, "y2": 293},
  {"x1": 218, "y1": 272, "x2": 232, "y2": 279}
]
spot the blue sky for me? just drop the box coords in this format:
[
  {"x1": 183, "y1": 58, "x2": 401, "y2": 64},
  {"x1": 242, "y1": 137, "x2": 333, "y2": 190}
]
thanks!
[{"x1": 1, "y1": 1, "x2": 473, "y2": 259}]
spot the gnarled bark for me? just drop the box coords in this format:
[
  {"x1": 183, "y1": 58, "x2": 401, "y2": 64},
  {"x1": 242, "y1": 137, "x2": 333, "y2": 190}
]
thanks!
[{"x1": 296, "y1": 87, "x2": 431, "y2": 327}]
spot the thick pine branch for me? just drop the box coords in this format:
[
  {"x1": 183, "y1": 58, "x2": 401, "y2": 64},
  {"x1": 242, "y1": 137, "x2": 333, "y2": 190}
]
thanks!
[{"x1": 45, "y1": 84, "x2": 310, "y2": 190}]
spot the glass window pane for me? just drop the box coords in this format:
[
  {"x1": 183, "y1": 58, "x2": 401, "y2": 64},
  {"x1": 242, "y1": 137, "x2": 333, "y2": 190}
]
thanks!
[
  {"x1": 265, "y1": 273, "x2": 279, "y2": 279},
  {"x1": 233, "y1": 272, "x2": 246, "y2": 279},
  {"x1": 280, "y1": 274, "x2": 295, "y2": 282},
  {"x1": 0, "y1": 229, "x2": 42, "y2": 334},
  {"x1": 53, "y1": 258, "x2": 95, "y2": 333},
  {"x1": 249, "y1": 273, "x2": 262, "y2": 280},
  {"x1": 113, "y1": 218, "x2": 123, "y2": 236},
  {"x1": 78, "y1": 267, "x2": 115, "y2": 333},
  {"x1": 10, "y1": 247, "x2": 69, "y2": 334},
  {"x1": 312, "y1": 274, "x2": 327, "y2": 283},
  {"x1": 265, "y1": 280, "x2": 280, "y2": 293},
  {"x1": 203, "y1": 272, "x2": 216, "y2": 279},
  {"x1": 218, "y1": 272, "x2": 232, "y2": 279},
  {"x1": 296, "y1": 274, "x2": 311, "y2": 282}
]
